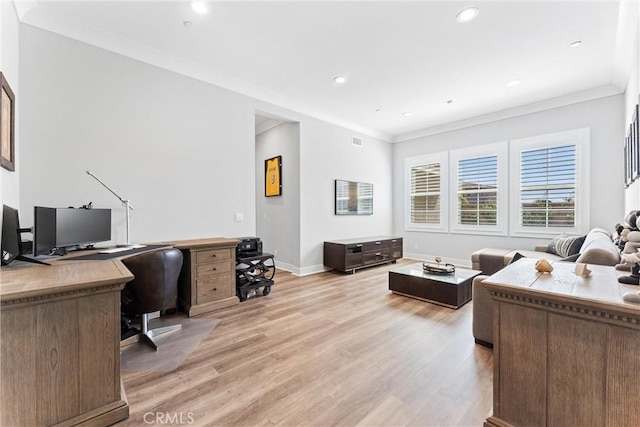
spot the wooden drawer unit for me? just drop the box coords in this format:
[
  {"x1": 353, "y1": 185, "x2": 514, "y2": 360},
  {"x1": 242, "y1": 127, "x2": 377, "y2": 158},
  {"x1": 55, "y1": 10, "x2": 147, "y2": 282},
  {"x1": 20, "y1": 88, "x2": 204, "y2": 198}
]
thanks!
[
  {"x1": 324, "y1": 236, "x2": 403, "y2": 273},
  {"x1": 168, "y1": 238, "x2": 240, "y2": 317},
  {"x1": 195, "y1": 248, "x2": 231, "y2": 264},
  {"x1": 197, "y1": 275, "x2": 234, "y2": 303},
  {"x1": 196, "y1": 259, "x2": 232, "y2": 277}
]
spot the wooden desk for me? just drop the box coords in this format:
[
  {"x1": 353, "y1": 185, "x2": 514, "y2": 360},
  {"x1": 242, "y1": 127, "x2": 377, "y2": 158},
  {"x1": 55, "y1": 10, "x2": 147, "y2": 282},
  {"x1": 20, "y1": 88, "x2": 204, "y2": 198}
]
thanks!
[
  {"x1": 0, "y1": 260, "x2": 133, "y2": 426},
  {"x1": 482, "y1": 258, "x2": 640, "y2": 427},
  {"x1": 165, "y1": 238, "x2": 240, "y2": 316}
]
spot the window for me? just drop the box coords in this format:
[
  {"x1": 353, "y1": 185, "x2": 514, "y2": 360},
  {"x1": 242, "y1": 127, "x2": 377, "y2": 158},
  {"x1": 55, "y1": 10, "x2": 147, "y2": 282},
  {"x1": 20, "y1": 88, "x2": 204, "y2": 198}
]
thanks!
[
  {"x1": 520, "y1": 145, "x2": 575, "y2": 228},
  {"x1": 510, "y1": 128, "x2": 590, "y2": 236},
  {"x1": 403, "y1": 128, "x2": 589, "y2": 237},
  {"x1": 405, "y1": 152, "x2": 448, "y2": 232},
  {"x1": 450, "y1": 142, "x2": 508, "y2": 235}
]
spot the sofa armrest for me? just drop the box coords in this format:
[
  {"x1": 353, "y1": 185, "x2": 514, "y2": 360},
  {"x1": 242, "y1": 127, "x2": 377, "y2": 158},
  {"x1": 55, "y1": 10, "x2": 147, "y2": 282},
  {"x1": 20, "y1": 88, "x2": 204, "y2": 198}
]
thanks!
[
  {"x1": 534, "y1": 245, "x2": 548, "y2": 252},
  {"x1": 472, "y1": 275, "x2": 493, "y2": 347},
  {"x1": 576, "y1": 247, "x2": 621, "y2": 266}
]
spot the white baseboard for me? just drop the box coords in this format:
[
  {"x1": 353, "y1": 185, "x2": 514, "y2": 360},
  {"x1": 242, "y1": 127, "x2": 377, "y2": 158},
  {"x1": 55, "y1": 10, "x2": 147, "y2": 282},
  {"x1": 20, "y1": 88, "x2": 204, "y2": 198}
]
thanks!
[{"x1": 275, "y1": 261, "x2": 329, "y2": 277}]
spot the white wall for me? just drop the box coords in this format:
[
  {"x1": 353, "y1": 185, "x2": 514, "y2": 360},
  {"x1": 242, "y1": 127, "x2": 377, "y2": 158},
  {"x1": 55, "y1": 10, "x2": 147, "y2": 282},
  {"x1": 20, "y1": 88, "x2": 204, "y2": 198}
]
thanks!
[
  {"x1": 393, "y1": 95, "x2": 625, "y2": 266},
  {"x1": 255, "y1": 122, "x2": 300, "y2": 272},
  {"x1": 625, "y1": 2, "x2": 640, "y2": 212},
  {"x1": 1, "y1": 0, "x2": 20, "y2": 209},
  {"x1": 18, "y1": 25, "x2": 393, "y2": 272},
  {"x1": 299, "y1": 120, "x2": 394, "y2": 274}
]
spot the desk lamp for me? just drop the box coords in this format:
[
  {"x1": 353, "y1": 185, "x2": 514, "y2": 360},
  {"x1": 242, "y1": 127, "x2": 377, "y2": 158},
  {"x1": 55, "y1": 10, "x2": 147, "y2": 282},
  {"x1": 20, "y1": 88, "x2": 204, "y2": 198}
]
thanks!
[{"x1": 86, "y1": 170, "x2": 134, "y2": 247}]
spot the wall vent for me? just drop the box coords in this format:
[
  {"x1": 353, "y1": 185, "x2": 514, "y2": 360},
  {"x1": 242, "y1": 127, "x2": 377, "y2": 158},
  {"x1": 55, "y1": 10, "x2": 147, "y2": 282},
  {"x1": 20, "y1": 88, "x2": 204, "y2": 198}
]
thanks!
[{"x1": 352, "y1": 137, "x2": 363, "y2": 147}]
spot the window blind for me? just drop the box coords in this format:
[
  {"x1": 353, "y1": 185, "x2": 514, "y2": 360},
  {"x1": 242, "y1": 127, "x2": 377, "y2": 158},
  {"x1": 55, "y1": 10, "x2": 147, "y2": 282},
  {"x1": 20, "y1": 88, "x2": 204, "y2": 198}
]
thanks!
[
  {"x1": 520, "y1": 144, "x2": 576, "y2": 228},
  {"x1": 410, "y1": 162, "x2": 441, "y2": 224},
  {"x1": 457, "y1": 155, "x2": 498, "y2": 225}
]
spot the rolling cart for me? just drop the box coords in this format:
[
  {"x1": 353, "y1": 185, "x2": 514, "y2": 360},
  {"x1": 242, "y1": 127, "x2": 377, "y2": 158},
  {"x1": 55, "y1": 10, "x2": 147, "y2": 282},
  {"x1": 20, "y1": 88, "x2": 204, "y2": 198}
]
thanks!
[{"x1": 235, "y1": 253, "x2": 275, "y2": 301}]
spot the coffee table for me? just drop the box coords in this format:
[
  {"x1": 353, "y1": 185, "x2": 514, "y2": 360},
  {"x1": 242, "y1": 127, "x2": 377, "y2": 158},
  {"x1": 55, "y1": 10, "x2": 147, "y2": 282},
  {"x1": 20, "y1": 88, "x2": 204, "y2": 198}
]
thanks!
[{"x1": 388, "y1": 262, "x2": 482, "y2": 309}]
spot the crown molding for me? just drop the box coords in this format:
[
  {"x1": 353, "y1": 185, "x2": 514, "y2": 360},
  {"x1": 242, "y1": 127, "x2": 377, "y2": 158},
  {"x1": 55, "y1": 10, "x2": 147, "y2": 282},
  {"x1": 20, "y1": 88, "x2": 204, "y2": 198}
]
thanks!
[
  {"x1": 18, "y1": 5, "x2": 393, "y2": 143},
  {"x1": 393, "y1": 85, "x2": 623, "y2": 143}
]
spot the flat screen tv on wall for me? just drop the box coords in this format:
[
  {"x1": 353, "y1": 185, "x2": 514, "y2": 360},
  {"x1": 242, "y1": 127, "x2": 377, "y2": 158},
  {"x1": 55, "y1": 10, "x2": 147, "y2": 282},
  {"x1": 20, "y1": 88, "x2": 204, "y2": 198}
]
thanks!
[{"x1": 335, "y1": 179, "x2": 373, "y2": 215}]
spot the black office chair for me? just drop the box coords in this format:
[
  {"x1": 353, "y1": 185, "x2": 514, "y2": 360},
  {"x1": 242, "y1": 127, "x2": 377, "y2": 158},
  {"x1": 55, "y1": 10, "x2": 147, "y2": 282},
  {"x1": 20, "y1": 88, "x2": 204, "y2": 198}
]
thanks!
[{"x1": 120, "y1": 248, "x2": 184, "y2": 350}]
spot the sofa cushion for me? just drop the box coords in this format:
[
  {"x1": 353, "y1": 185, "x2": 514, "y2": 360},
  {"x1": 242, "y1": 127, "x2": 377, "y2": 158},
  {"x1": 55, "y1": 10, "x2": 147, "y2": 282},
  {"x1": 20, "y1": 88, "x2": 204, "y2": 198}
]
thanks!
[
  {"x1": 575, "y1": 228, "x2": 620, "y2": 266},
  {"x1": 546, "y1": 234, "x2": 586, "y2": 257},
  {"x1": 504, "y1": 249, "x2": 562, "y2": 264}
]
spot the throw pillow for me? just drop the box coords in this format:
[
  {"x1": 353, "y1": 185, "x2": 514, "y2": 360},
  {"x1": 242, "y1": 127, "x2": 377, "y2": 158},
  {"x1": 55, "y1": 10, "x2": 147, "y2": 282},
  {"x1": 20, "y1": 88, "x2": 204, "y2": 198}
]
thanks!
[
  {"x1": 509, "y1": 252, "x2": 526, "y2": 264},
  {"x1": 546, "y1": 234, "x2": 586, "y2": 258}
]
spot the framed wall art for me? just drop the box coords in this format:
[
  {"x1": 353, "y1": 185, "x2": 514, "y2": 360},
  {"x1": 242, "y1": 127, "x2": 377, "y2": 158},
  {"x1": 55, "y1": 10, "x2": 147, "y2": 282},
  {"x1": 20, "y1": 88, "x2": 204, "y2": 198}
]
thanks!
[
  {"x1": 265, "y1": 155, "x2": 282, "y2": 197},
  {"x1": 1, "y1": 72, "x2": 15, "y2": 171}
]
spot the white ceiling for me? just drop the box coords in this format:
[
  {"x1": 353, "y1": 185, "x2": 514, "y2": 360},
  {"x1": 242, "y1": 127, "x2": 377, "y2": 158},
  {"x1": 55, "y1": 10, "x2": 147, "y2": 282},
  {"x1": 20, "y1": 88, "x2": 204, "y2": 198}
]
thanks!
[{"x1": 15, "y1": 1, "x2": 638, "y2": 142}]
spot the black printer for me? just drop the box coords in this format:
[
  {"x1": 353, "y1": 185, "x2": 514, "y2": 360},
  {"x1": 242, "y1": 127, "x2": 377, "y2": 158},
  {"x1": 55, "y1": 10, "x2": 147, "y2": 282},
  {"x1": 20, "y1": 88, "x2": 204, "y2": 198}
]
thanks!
[{"x1": 236, "y1": 237, "x2": 263, "y2": 257}]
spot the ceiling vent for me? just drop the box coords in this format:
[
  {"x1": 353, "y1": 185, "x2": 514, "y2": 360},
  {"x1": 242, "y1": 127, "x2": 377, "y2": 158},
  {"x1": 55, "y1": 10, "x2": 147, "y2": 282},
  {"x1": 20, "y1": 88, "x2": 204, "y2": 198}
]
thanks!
[{"x1": 352, "y1": 137, "x2": 363, "y2": 147}]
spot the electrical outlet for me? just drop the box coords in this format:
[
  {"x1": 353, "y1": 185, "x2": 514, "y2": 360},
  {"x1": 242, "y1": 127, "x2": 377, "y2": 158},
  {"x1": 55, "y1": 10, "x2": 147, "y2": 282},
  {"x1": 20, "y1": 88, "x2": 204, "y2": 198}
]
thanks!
[
  {"x1": 274, "y1": 249, "x2": 278, "y2": 257},
  {"x1": 414, "y1": 244, "x2": 419, "y2": 249},
  {"x1": 235, "y1": 213, "x2": 244, "y2": 222}
]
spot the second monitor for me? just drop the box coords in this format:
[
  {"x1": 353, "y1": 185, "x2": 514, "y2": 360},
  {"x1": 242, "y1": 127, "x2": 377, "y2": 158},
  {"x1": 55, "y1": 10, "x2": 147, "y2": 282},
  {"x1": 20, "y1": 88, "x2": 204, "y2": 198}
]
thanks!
[{"x1": 34, "y1": 206, "x2": 112, "y2": 256}]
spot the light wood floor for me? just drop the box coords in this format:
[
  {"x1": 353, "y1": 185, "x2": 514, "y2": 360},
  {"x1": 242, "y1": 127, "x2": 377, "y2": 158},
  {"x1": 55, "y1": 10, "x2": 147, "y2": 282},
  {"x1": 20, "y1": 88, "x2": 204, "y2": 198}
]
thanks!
[{"x1": 118, "y1": 260, "x2": 493, "y2": 426}]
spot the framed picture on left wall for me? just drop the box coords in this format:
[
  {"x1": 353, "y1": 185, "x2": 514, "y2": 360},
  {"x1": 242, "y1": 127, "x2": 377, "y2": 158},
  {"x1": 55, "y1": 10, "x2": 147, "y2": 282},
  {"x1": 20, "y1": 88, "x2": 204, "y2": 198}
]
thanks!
[{"x1": 1, "y1": 72, "x2": 15, "y2": 171}]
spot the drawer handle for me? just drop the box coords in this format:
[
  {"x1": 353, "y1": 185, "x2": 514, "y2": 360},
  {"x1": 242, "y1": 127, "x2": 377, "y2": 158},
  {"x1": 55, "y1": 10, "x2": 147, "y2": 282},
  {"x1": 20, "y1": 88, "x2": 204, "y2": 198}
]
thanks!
[
  {"x1": 211, "y1": 254, "x2": 217, "y2": 258},
  {"x1": 356, "y1": 244, "x2": 363, "y2": 247},
  {"x1": 391, "y1": 240, "x2": 397, "y2": 242},
  {"x1": 213, "y1": 267, "x2": 217, "y2": 271},
  {"x1": 376, "y1": 252, "x2": 381, "y2": 256},
  {"x1": 375, "y1": 241, "x2": 381, "y2": 245},
  {"x1": 213, "y1": 288, "x2": 217, "y2": 291}
]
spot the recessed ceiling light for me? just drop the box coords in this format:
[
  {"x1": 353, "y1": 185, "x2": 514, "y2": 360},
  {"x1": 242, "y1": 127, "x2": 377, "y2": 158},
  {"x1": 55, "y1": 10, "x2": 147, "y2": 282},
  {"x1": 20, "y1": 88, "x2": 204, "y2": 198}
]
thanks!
[
  {"x1": 402, "y1": 111, "x2": 413, "y2": 117},
  {"x1": 506, "y1": 80, "x2": 521, "y2": 87},
  {"x1": 456, "y1": 7, "x2": 479, "y2": 23},
  {"x1": 446, "y1": 100, "x2": 453, "y2": 104},
  {"x1": 375, "y1": 108, "x2": 381, "y2": 112},
  {"x1": 570, "y1": 41, "x2": 582, "y2": 48},
  {"x1": 183, "y1": 21, "x2": 192, "y2": 27},
  {"x1": 190, "y1": 1, "x2": 208, "y2": 14},
  {"x1": 333, "y1": 76, "x2": 347, "y2": 84}
]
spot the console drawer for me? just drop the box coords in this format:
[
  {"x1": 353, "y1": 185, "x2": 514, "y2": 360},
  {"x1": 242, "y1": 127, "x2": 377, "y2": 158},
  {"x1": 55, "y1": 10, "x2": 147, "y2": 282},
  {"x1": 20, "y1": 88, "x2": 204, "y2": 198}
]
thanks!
[
  {"x1": 364, "y1": 240, "x2": 389, "y2": 252},
  {"x1": 196, "y1": 249, "x2": 231, "y2": 264},
  {"x1": 196, "y1": 260, "x2": 232, "y2": 277},
  {"x1": 364, "y1": 250, "x2": 390, "y2": 265},
  {"x1": 197, "y1": 274, "x2": 234, "y2": 303}
]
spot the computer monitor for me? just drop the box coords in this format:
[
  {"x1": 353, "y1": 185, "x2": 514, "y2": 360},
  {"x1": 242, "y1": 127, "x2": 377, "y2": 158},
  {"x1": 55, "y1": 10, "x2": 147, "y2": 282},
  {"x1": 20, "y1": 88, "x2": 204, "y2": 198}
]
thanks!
[
  {"x1": 1, "y1": 204, "x2": 48, "y2": 265},
  {"x1": 33, "y1": 207, "x2": 112, "y2": 256}
]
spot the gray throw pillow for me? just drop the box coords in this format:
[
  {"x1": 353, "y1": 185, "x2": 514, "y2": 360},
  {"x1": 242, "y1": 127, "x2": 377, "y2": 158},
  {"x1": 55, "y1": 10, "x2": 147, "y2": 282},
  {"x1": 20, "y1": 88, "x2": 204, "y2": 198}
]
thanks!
[{"x1": 546, "y1": 234, "x2": 586, "y2": 258}]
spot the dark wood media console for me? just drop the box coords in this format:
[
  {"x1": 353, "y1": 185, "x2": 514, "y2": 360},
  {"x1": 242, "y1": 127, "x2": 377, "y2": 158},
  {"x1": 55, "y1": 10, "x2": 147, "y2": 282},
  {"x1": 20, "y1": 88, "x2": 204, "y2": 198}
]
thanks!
[{"x1": 324, "y1": 236, "x2": 403, "y2": 273}]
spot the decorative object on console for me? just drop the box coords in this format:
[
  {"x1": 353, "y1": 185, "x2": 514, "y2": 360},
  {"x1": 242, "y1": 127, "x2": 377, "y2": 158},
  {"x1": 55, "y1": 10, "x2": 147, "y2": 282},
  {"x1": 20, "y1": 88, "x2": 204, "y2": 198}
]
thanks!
[
  {"x1": 622, "y1": 292, "x2": 640, "y2": 304},
  {"x1": 574, "y1": 262, "x2": 591, "y2": 277},
  {"x1": 334, "y1": 179, "x2": 373, "y2": 215},
  {"x1": 0, "y1": 72, "x2": 15, "y2": 171},
  {"x1": 617, "y1": 251, "x2": 640, "y2": 285},
  {"x1": 422, "y1": 256, "x2": 455, "y2": 274},
  {"x1": 534, "y1": 258, "x2": 553, "y2": 273},
  {"x1": 265, "y1": 155, "x2": 282, "y2": 197},
  {"x1": 86, "y1": 170, "x2": 135, "y2": 246}
]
